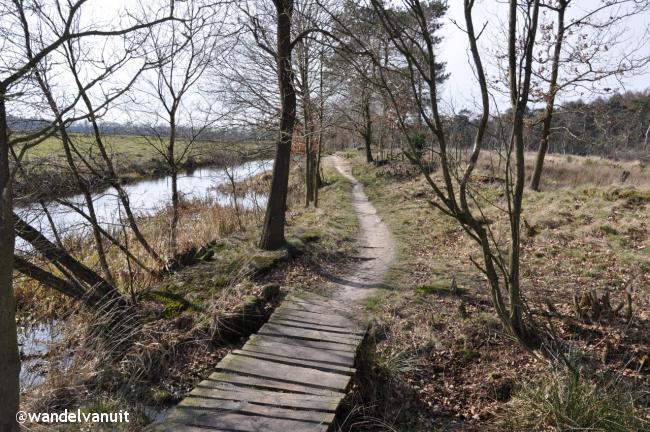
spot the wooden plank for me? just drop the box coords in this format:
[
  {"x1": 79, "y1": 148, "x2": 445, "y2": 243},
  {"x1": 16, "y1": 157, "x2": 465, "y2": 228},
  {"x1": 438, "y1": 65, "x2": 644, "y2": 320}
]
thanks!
[
  {"x1": 243, "y1": 338, "x2": 355, "y2": 366},
  {"x1": 281, "y1": 300, "x2": 355, "y2": 317},
  {"x1": 145, "y1": 421, "x2": 226, "y2": 431},
  {"x1": 288, "y1": 295, "x2": 349, "y2": 310},
  {"x1": 178, "y1": 396, "x2": 336, "y2": 424},
  {"x1": 166, "y1": 409, "x2": 329, "y2": 432},
  {"x1": 258, "y1": 323, "x2": 362, "y2": 346},
  {"x1": 189, "y1": 386, "x2": 340, "y2": 411},
  {"x1": 205, "y1": 372, "x2": 342, "y2": 396},
  {"x1": 216, "y1": 353, "x2": 351, "y2": 391},
  {"x1": 274, "y1": 307, "x2": 361, "y2": 329},
  {"x1": 233, "y1": 349, "x2": 356, "y2": 375},
  {"x1": 269, "y1": 317, "x2": 366, "y2": 336},
  {"x1": 249, "y1": 334, "x2": 357, "y2": 353}
]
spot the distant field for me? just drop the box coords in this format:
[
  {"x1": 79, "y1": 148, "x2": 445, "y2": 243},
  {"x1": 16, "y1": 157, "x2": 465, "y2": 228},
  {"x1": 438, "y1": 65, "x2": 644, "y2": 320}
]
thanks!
[{"x1": 20, "y1": 133, "x2": 272, "y2": 167}]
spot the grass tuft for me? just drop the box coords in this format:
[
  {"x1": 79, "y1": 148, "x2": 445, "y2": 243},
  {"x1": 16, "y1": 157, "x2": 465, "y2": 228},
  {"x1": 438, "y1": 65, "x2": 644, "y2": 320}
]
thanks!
[{"x1": 503, "y1": 370, "x2": 649, "y2": 432}]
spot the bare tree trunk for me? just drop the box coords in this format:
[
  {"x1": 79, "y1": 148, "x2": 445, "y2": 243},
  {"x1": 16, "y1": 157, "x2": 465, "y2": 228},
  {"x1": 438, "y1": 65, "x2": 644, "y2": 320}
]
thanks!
[
  {"x1": 362, "y1": 92, "x2": 374, "y2": 163},
  {"x1": 28, "y1": 43, "x2": 116, "y2": 286},
  {"x1": 170, "y1": 173, "x2": 179, "y2": 258},
  {"x1": 507, "y1": 0, "x2": 540, "y2": 344},
  {"x1": 14, "y1": 256, "x2": 88, "y2": 302},
  {"x1": 168, "y1": 115, "x2": 180, "y2": 258},
  {"x1": 530, "y1": 0, "x2": 566, "y2": 191},
  {"x1": 225, "y1": 165, "x2": 244, "y2": 231},
  {"x1": 0, "y1": 89, "x2": 20, "y2": 432},
  {"x1": 260, "y1": 0, "x2": 297, "y2": 250},
  {"x1": 14, "y1": 215, "x2": 121, "y2": 305},
  {"x1": 314, "y1": 60, "x2": 324, "y2": 208}
]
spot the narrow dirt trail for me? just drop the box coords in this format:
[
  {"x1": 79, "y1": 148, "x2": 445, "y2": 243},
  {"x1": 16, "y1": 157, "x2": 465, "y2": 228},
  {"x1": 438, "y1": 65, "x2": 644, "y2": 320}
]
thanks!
[{"x1": 325, "y1": 155, "x2": 396, "y2": 304}]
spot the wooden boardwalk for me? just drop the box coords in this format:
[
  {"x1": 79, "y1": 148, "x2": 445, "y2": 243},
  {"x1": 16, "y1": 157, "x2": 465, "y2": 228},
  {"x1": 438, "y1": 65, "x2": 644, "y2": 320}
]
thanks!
[{"x1": 147, "y1": 293, "x2": 367, "y2": 432}]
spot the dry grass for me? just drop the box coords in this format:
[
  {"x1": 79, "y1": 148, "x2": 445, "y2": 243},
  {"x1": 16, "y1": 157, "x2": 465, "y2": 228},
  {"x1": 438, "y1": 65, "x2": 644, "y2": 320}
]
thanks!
[
  {"x1": 18, "y1": 162, "x2": 361, "y2": 429},
  {"x1": 345, "y1": 149, "x2": 650, "y2": 431}
]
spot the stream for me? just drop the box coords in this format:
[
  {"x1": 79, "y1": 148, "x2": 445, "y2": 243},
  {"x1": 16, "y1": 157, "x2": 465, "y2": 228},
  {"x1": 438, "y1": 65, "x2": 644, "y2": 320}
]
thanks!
[
  {"x1": 16, "y1": 159, "x2": 273, "y2": 389},
  {"x1": 15, "y1": 159, "x2": 272, "y2": 244}
]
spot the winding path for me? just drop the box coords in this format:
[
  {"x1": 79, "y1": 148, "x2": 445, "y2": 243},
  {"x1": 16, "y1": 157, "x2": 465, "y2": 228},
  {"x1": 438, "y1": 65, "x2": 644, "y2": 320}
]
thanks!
[
  {"x1": 147, "y1": 155, "x2": 395, "y2": 432},
  {"x1": 327, "y1": 154, "x2": 396, "y2": 303}
]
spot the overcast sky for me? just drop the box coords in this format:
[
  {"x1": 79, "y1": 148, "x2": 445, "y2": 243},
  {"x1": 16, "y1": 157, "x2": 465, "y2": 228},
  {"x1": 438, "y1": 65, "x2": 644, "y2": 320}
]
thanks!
[{"x1": 438, "y1": 0, "x2": 650, "y2": 112}]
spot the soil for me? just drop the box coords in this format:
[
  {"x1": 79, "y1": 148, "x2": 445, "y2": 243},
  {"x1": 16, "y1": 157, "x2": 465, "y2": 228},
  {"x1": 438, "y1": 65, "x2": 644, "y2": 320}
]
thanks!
[{"x1": 325, "y1": 155, "x2": 396, "y2": 304}]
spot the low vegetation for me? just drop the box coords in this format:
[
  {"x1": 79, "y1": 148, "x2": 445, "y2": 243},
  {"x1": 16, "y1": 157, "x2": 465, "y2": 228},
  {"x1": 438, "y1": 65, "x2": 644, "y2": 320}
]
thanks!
[
  {"x1": 342, "y1": 149, "x2": 650, "y2": 431},
  {"x1": 18, "y1": 165, "x2": 359, "y2": 429}
]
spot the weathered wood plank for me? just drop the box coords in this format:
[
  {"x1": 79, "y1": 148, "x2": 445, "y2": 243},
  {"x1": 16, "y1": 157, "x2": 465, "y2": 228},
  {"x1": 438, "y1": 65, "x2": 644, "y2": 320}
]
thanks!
[
  {"x1": 281, "y1": 300, "x2": 355, "y2": 317},
  {"x1": 216, "y1": 353, "x2": 351, "y2": 391},
  {"x1": 242, "y1": 338, "x2": 355, "y2": 366},
  {"x1": 146, "y1": 421, "x2": 226, "y2": 431},
  {"x1": 269, "y1": 317, "x2": 366, "y2": 336},
  {"x1": 166, "y1": 409, "x2": 329, "y2": 432},
  {"x1": 258, "y1": 323, "x2": 362, "y2": 345},
  {"x1": 178, "y1": 396, "x2": 336, "y2": 424},
  {"x1": 274, "y1": 307, "x2": 361, "y2": 329},
  {"x1": 233, "y1": 349, "x2": 356, "y2": 375},
  {"x1": 189, "y1": 385, "x2": 340, "y2": 411},
  {"x1": 205, "y1": 372, "x2": 342, "y2": 396},
  {"x1": 288, "y1": 295, "x2": 349, "y2": 310},
  {"x1": 249, "y1": 334, "x2": 357, "y2": 353},
  {"x1": 147, "y1": 292, "x2": 369, "y2": 432}
]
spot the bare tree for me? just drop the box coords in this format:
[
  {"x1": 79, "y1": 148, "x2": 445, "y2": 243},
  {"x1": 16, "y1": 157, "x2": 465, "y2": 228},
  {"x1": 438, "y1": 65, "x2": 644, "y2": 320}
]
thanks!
[
  {"x1": 293, "y1": 0, "x2": 332, "y2": 206},
  {"x1": 0, "y1": 1, "x2": 175, "y2": 428},
  {"x1": 525, "y1": 0, "x2": 650, "y2": 190},
  {"x1": 326, "y1": 0, "x2": 542, "y2": 346},
  {"x1": 255, "y1": 0, "x2": 298, "y2": 250},
  {"x1": 137, "y1": 1, "x2": 225, "y2": 258}
]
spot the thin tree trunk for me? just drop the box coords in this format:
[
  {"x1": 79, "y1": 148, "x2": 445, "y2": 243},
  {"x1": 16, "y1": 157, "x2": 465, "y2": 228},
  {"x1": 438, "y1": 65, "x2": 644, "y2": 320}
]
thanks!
[
  {"x1": 226, "y1": 166, "x2": 244, "y2": 231},
  {"x1": 170, "y1": 170, "x2": 179, "y2": 257},
  {"x1": 66, "y1": 48, "x2": 165, "y2": 267},
  {"x1": 14, "y1": 256, "x2": 88, "y2": 302},
  {"x1": 363, "y1": 94, "x2": 373, "y2": 163},
  {"x1": 31, "y1": 65, "x2": 115, "y2": 286},
  {"x1": 14, "y1": 215, "x2": 121, "y2": 305},
  {"x1": 0, "y1": 89, "x2": 20, "y2": 432},
  {"x1": 168, "y1": 116, "x2": 180, "y2": 258},
  {"x1": 507, "y1": 0, "x2": 540, "y2": 344},
  {"x1": 530, "y1": 1, "x2": 565, "y2": 191},
  {"x1": 260, "y1": 0, "x2": 297, "y2": 250}
]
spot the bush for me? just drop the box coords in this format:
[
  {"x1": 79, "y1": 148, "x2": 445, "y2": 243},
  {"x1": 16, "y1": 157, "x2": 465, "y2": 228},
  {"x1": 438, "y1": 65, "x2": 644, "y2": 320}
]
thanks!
[{"x1": 503, "y1": 370, "x2": 649, "y2": 431}]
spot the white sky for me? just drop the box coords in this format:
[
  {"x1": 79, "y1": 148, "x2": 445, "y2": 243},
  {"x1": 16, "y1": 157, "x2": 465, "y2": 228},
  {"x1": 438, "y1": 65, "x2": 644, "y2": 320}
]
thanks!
[{"x1": 438, "y1": 0, "x2": 650, "y2": 112}]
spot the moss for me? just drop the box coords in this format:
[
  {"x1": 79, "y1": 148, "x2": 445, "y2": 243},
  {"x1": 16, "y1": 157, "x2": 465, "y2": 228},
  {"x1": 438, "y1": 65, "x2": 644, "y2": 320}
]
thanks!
[
  {"x1": 150, "y1": 291, "x2": 194, "y2": 319},
  {"x1": 457, "y1": 345, "x2": 480, "y2": 363},
  {"x1": 151, "y1": 389, "x2": 173, "y2": 405},
  {"x1": 286, "y1": 236, "x2": 306, "y2": 255},
  {"x1": 247, "y1": 249, "x2": 289, "y2": 273},
  {"x1": 416, "y1": 278, "x2": 466, "y2": 296}
]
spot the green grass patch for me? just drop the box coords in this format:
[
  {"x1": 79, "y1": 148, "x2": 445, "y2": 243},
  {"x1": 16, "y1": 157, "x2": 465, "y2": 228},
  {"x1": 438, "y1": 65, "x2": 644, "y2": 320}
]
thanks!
[{"x1": 416, "y1": 278, "x2": 466, "y2": 296}]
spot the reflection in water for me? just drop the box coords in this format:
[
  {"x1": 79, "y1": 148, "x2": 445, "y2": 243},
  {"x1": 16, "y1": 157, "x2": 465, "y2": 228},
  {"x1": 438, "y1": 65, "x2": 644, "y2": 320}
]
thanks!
[
  {"x1": 18, "y1": 321, "x2": 61, "y2": 388},
  {"x1": 15, "y1": 159, "x2": 272, "y2": 248}
]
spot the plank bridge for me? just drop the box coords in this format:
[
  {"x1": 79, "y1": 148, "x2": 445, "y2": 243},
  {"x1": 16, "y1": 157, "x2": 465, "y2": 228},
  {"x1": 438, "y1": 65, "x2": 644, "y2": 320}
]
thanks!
[{"x1": 147, "y1": 293, "x2": 367, "y2": 432}]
